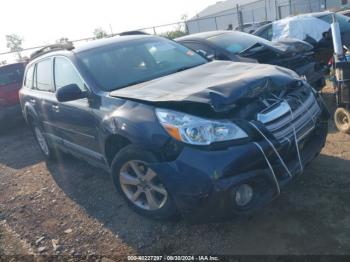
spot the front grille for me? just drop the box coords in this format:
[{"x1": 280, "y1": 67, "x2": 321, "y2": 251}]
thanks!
[{"x1": 262, "y1": 93, "x2": 321, "y2": 144}]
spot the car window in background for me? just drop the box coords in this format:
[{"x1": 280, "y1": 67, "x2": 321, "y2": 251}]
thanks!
[
  {"x1": 181, "y1": 41, "x2": 216, "y2": 58},
  {"x1": 0, "y1": 64, "x2": 23, "y2": 86},
  {"x1": 36, "y1": 59, "x2": 53, "y2": 92},
  {"x1": 54, "y1": 57, "x2": 85, "y2": 91},
  {"x1": 77, "y1": 37, "x2": 207, "y2": 91},
  {"x1": 24, "y1": 65, "x2": 34, "y2": 89},
  {"x1": 256, "y1": 24, "x2": 273, "y2": 40},
  {"x1": 207, "y1": 32, "x2": 272, "y2": 54}
]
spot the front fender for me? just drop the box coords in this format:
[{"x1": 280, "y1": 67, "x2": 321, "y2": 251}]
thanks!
[{"x1": 101, "y1": 99, "x2": 171, "y2": 151}]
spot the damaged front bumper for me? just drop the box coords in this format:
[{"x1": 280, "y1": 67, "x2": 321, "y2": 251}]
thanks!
[{"x1": 151, "y1": 104, "x2": 328, "y2": 223}]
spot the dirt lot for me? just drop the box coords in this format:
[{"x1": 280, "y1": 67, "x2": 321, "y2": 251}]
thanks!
[{"x1": 0, "y1": 88, "x2": 349, "y2": 258}]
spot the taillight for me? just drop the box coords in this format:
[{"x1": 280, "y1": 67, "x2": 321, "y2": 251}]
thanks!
[{"x1": 328, "y1": 57, "x2": 334, "y2": 66}]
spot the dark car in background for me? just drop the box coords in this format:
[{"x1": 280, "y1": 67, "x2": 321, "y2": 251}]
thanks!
[
  {"x1": 20, "y1": 35, "x2": 328, "y2": 221},
  {"x1": 233, "y1": 21, "x2": 272, "y2": 34},
  {"x1": 0, "y1": 62, "x2": 26, "y2": 126},
  {"x1": 254, "y1": 12, "x2": 350, "y2": 64},
  {"x1": 176, "y1": 31, "x2": 325, "y2": 90}
]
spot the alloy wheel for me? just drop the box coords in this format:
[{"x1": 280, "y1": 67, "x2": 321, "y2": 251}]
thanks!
[
  {"x1": 119, "y1": 160, "x2": 168, "y2": 210},
  {"x1": 337, "y1": 111, "x2": 350, "y2": 129}
]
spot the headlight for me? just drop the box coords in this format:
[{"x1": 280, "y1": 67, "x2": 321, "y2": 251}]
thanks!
[{"x1": 156, "y1": 108, "x2": 248, "y2": 145}]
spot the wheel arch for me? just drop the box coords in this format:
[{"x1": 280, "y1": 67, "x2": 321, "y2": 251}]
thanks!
[
  {"x1": 23, "y1": 103, "x2": 39, "y2": 125},
  {"x1": 104, "y1": 134, "x2": 131, "y2": 166}
]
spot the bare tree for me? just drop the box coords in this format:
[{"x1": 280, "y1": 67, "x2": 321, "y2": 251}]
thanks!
[
  {"x1": 5, "y1": 34, "x2": 23, "y2": 60},
  {"x1": 93, "y1": 27, "x2": 108, "y2": 39},
  {"x1": 56, "y1": 37, "x2": 72, "y2": 45}
]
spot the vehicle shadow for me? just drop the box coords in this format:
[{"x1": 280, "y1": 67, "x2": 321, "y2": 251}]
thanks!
[
  {"x1": 46, "y1": 151, "x2": 350, "y2": 254},
  {"x1": 0, "y1": 121, "x2": 43, "y2": 170}
]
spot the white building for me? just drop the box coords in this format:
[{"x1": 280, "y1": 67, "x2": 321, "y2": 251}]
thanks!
[{"x1": 186, "y1": 0, "x2": 349, "y2": 34}]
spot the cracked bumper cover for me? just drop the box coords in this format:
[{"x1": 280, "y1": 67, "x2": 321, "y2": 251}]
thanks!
[{"x1": 150, "y1": 116, "x2": 328, "y2": 222}]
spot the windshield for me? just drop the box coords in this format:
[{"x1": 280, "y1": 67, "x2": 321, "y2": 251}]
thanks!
[
  {"x1": 207, "y1": 31, "x2": 273, "y2": 54},
  {"x1": 77, "y1": 37, "x2": 207, "y2": 91}
]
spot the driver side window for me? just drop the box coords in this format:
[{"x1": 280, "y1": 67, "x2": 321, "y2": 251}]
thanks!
[{"x1": 54, "y1": 57, "x2": 85, "y2": 91}]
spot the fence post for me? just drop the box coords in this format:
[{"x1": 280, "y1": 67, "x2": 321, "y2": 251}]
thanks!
[
  {"x1": 153, "y1": 27, "x2": 157, "y2": 35},
  {"x1": 275, "y1": 0, "x2": 278, "y2": 20},
  {"x1": 214, "y1": 17, "x2": 218, "y2": 30},
  {"x1": 184, "y1": 21, "x2": 189, "y2": 34},
  {"x1": 264, "y1": 0, "x2": 268, "y2": 21},
  {"x1": 289, "y1": 0, "x2": 292, "y2": 15},
  {"x1": 236, "y1": 4, "x2": 243, "y2": 30}
]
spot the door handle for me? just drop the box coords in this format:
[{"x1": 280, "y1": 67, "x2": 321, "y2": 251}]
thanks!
[{"x1": 52, "y1": 105, "x2": 60, "y2": 112}]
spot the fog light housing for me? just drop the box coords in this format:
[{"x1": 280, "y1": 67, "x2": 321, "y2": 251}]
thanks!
[{"x1": 235, "y1": 184, "x2": 253, "y2": 207}]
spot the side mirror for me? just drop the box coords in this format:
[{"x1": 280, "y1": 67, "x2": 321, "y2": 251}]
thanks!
[{"x1": 56, "y1": 84, "x2": 86, "y2": 102}]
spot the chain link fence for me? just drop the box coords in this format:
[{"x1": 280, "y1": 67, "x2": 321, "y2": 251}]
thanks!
[
  {"x1": 184, "y1": 0, "x2": 346, "y2": 34},
  {"x1": 0, "y1": 0, "x2": 348, "y2": 62}
]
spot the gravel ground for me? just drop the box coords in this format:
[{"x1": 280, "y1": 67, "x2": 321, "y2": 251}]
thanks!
[{"x1": 0, "y1": 88, "x2": 349, "y2": 258}]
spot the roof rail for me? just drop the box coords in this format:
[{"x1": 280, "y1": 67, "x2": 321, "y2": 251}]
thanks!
[
  {"x1": 119, "y1": 30, "x2": 149, "y2": 36},
  {"x1": 30, "y1": 43, "x2": 74, "y2": 60}
]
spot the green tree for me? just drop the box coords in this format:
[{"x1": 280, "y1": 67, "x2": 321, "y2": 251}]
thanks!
[
  {"x1": 161, "y1": 30, "x2": 187, "y2": 39},
  {"x1": 5, "y1": 34, "x2": 23, "y2": 60},
  {"x1": 93, "y1": 27, "x2": 108, "y2": 39},
  {"x1": 160, "y1": 14, "x2": 188, "y2": 40}
]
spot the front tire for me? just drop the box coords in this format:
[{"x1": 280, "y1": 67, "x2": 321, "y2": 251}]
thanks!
[
  {"x1": 334, "y1": 108, "x2": 350, "y2": 134},
  {"x1": 111, "y1": 145, "x2": 177, "y2": 219}
]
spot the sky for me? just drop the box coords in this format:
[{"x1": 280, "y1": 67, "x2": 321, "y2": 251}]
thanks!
[{"x1": 0, "y1": 0, "x2": 217, "y2": 62}]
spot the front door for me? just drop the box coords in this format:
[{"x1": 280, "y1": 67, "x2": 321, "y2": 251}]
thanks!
[{"x1": 51, "y1": 57, "x2": 101, "y2": 159}]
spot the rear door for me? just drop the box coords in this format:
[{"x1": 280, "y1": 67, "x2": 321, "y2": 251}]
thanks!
[{"x1": 30, "y1": 58, "x2": 59, "y2": 139}]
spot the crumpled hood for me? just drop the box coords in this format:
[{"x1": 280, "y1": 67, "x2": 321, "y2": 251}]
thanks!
[
  {"x1": 240, "y1": 39, "x2": 313, "y2": 57},
  {"x1": 274, "y1": 38, "x2": 314, "y2": 53},
  {"x1": 110, "y1": 61, "x2": 301, "y2": 112}
]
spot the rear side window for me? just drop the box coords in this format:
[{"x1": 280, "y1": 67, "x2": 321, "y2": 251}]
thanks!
[
  {"x1": 54, "y1": 57, "x2": 85, "y2": 91},
  {"x1": 25, "y1": 66, "x2": 34, "y2": 89},
  {"x1": 36, "y1": 59, "x2": 53, "y2": 92}
]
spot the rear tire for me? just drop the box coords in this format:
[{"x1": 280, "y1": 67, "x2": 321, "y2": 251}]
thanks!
[
  {"x1": 111, "y1": 145, "x2": 177, "y2": 220},
  {"x1": 30, "y1": 120, "x2": 57, "y2": 160},
  {"x1": 334, "y1": 108, "x2": 350, "y2": 134}
]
